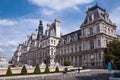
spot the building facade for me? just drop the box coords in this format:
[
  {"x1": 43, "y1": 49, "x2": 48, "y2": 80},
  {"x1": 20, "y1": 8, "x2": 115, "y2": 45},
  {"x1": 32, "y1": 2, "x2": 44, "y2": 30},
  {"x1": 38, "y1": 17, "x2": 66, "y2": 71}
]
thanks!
[
  {"x1": 12, "y1": 4, "x2": 118, "y2": 68},
  {"x1": 0, "y1": 56, "x2": 8, "y2": 68},
  {"x1": 12, "y1": 19, "x2": 61, "y2": 67}
]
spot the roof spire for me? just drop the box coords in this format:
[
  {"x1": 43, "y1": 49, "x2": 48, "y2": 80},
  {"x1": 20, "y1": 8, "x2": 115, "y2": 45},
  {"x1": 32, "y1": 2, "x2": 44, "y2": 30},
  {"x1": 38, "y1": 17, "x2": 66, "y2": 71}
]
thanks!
[
  {"x1": 39, "y1": 20, "x2": 42, "y2": 25},
  {"x1": 95, "y1": 2, "x2": 98, "y2": 6}
]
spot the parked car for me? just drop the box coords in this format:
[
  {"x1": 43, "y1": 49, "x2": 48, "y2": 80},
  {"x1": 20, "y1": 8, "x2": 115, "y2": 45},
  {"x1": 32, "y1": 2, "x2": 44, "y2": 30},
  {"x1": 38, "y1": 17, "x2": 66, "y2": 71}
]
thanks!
[{"x1": 109, "y1": 72, "x2": 120, "y2": 80}]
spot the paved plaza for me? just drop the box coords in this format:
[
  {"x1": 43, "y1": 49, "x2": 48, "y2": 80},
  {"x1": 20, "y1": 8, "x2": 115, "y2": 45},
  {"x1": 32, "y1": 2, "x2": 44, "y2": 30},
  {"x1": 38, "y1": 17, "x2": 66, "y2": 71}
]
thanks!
[{"x1": 0, "y1": 69, "x2": 119, "y2": 80}]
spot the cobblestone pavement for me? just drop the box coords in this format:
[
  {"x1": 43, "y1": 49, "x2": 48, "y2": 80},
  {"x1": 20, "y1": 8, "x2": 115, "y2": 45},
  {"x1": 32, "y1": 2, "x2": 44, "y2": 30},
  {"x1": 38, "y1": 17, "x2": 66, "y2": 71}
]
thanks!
[{"x1": 0, "y1": 69, "x2": 119, "y2": 80}]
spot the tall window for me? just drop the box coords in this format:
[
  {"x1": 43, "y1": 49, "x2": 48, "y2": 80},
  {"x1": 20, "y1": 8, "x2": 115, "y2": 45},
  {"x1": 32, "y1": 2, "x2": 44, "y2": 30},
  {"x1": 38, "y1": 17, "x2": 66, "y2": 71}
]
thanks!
[
  {"x1": 51, "y1": 39, "x2": 53, "y2": 44},
  {"x1": 83, "y1": 30, "x2": 85, "y2": 36},
  {"x1": 111, "y1": 30, "x2": 113, "y2": 35},
  {"x1": 89, "y1": 16, "x2": 92, "y2": 22},
  {"x1": 75, "y1": 46, "x2": 77, "y2": 52},
  {"x1": 98, "y1": 40, "x2": 101, "y2": 47},
  {"x1": 54, "y1": 40, "x2": 55, "y2": 45},
  {"x1": 51, "y1": 48, "x2": 53, "y2": 54},
  {"x1": 90, "y1": 27, "x2": 93, "y2": 35},
  {"x1": 71, "y1": 47, "x2": 73, "y2": 53},
  {"x1": 99, "y1": 53, "x2": 101, "y2": 60},
  {"x1": 83, "y1": 42, "x2": 85, "y2": 49},
  {"x1": 89, "y1": 40, "x2": 94, "y2": 49},
  {"x1": 97, "y1": 25, "x2": 100, "y2": 32},
  {"x1": 104, "y1": 27, "x2": 107, "y2": 33},
  {"x1": 79, "y1": 46, "x2": 81, "y2": 51},
  {"x1": 68, "y1": 47, "x2": 69, "y2": 53},
  {"x1": 92, "y1": 14, "x2": 94, "y2": 21},
  {"x1": 108, "y1": 28, "x2": 110, "y2": 34},
  {"x1": 64, "y1": 49, "x2": 66, "y2": 54}
]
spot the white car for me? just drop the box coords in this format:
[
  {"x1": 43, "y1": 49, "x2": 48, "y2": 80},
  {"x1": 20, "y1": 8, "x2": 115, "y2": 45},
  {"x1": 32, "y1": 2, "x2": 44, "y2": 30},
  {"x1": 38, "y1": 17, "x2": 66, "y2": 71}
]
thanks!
[{"x1": 109, "y1": 72, "x2": 120, "y2": 80}]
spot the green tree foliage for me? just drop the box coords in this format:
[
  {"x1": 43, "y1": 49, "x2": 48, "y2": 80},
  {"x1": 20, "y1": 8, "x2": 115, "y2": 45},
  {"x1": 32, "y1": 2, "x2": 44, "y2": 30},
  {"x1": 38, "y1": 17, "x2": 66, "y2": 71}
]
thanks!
[
  {"x1": 21, "y1": 65, "x2": 27, "y2": 75},
  {"x1": 33, "y1": 64, "x2": 41, "y2": 74},
  {"x1": 6, "y1": 66, "x2": 12, "y2": 76},
  {"x1": 105, "y1": 53, "x2": 116, "y2": 64},
  {"x1": 64, "y1": 59, "x2": 71, "y2": 66},
  {"x1": 44, "y1": 65, "x2": 50, "y2": 73},
  {"x1": 105, "y1": 40, "x2": 120, "y2": 69},
  {"x1": 55, "y1": 66, "x2": 59, "y2": 72}
]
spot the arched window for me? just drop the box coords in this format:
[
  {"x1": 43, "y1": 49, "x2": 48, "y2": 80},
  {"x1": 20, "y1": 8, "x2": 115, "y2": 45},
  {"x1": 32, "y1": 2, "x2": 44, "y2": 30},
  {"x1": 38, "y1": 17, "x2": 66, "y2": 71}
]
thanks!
[{"x1": 89, "y1": 40, "x2": 94, "y2": 49}]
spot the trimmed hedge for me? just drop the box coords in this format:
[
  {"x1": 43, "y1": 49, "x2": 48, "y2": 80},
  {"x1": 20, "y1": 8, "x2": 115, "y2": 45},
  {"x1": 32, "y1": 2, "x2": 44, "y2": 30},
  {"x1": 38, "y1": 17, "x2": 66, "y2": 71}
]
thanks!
[
  {"x1": 55, "y1": 66, "x2": 59, "y2": 72},
  {"x1": 34, "y1": 64, "x2": 41, "y2": 74},
  {"x1": 44, "y1": 65, "x2": 50, "y2": 73},
  {"x1": 21, "y1": 65, "x2": 27, "y2": 75},
  {"x1": 6, "y1": 66, "x2": 12, "y2": 76}
]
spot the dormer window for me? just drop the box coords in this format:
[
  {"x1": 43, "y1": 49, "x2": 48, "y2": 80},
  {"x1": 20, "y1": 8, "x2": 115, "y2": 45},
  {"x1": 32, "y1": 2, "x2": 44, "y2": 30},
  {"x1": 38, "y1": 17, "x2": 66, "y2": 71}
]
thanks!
[
  {"x1": 101, "y1": 13, "x2": 105, "y2": 19},
  {"x1": 92, "y1": 14, "x2": 94, "y2": 21},
  {"x1": 89, "y1": 16, "x2": 92, "y2": 23}
]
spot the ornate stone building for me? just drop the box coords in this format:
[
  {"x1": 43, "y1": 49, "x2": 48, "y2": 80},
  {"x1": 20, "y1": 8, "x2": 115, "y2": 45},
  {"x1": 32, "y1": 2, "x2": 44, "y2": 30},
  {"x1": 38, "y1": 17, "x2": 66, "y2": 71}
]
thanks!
[
  {"x1": 12, "y1": 19, "x2": 61, "y2": 66},
  {"x1": 56, "y1": 4, "x2": 117, "y2": 68},
  {"x1": 12, "y1": 4, "x2": 118, "y2": 68}
]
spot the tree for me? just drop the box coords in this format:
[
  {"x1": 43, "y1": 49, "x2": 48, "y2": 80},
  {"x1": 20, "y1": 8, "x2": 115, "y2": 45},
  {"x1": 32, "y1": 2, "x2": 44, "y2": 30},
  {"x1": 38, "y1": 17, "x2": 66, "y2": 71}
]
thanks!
[
  {"x1": 21, "y1": 65, "x2": 27, "y2": 75},
  {"x1": 64, "y1": 59, "x2": 71, "y2": 66},
  {"x1": 33, "y1": 64, "x2": 41, "y2": 74},
  {"x1": 105, "y1": 40, "x2": 120, "y2": 69},
  {"x1": 55, "y1": 66, "x2": 59, "y2": 72},
  {"x1": 44, "y1": 65, "x2": 50, "y2": 73},
  {"x1": 6, "y1": 66, "x2": 12, "y2": 76}
]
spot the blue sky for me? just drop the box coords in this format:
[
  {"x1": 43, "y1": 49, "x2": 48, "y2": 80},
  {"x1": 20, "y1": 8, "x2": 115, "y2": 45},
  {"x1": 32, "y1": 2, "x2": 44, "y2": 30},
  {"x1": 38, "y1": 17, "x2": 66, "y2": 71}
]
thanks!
[{"x1": 0, "y1": 0, "x2": 120, "y2": 60}]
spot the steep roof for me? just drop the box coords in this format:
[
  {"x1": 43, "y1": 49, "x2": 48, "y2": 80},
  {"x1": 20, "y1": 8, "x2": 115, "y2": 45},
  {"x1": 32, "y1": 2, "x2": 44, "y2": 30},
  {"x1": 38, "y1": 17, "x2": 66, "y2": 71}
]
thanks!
[{"x1": 87, "y1": 4, "x2": 106, "y2": 13}]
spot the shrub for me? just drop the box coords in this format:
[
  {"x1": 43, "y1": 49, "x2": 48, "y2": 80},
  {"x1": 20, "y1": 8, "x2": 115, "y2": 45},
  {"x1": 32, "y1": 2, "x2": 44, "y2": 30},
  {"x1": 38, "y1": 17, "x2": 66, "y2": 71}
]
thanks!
[
  {"x1": 21, "y1": 65, "x2": 27, "y2": 75},
  {"x1": 34, "y1": 64, "x2": 41, "y2": 74},
  {"x1": 64, "y1": 59, "x2": 71, "y2": 66},
  {"x1": 44, "y1": 65, "x2": 50, "y2": 73},
  {"x1": 55, "y1": 66, "x2": 59, "y2": 72},
  {"x1": 6, "y1": 66, "x2": 12, "y2": 76}
]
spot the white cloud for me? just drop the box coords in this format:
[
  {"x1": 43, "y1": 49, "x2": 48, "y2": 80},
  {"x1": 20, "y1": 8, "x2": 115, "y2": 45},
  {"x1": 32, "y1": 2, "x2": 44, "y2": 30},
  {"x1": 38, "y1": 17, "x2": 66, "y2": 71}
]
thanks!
[
  {"x1": 0, "y1": 18, "x2": 52, "y2": 59},
  {"x1": 0, "y1": 19, "x2": 16, "y2": 26},
  {"x1": 110, "y1": 6, "x2": 120, "y2": 34},
  {"x1": 7, "y1": 41, "x2": 18, "y2": 46},
  {"x1": 11, "y1": 48, "x2": 16, "y2": 52},
  {"x1": 29, "y1": 0, "x2": 93, "y2": 11},
  {"x1": 73, "y1": 6, "x2": 81, "y2": 12},
  {"x1": 0, "y1": 40, "x2": 19, "y2": 47},
  {"x1": 42, "y1": 9, "x2": 54, "y2": 16}
]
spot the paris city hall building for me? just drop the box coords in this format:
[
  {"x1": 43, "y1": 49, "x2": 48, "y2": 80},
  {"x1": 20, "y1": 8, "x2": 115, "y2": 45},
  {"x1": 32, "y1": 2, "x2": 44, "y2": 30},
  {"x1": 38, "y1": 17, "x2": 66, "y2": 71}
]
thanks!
[{"x1": 12, "y1": 4, "x2": 118, "y2": 68}]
